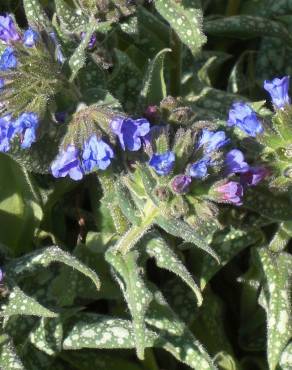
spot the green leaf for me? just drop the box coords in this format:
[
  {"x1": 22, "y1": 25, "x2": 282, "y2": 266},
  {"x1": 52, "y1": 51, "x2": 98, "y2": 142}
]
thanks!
[
  {"x1": 199, "y1": 227, "x2": 262, "y2": 290},
  {"x1": 6, "y1": 246, "x2": 100, "y2": 291},
  {"x1": 279, "y1": 342, "x2": 292, "y2": 370},
  {"x1": 0, "y1": 285, "x2": 58, "y2": 318},
  {"x1": 115, "y1": 181, "x2": 141, "y2": 225},
  {"x1": 23, "y1": 0, "x2": 51, "y2": 29},
  {"x1": 0, "y1": 154, "x2": 43, "y2": 255},
  {"x1": 108, "y1": 49, "x2": 142, "y2": 112},
  {"x1": 244, "y1": 188, "x2": 292, "y2": 221},
  {"x1": 0, "y1": 335, "x2": 25, "y2": 370},
  {"x1": 69, "y1": 20, "x2": 97, "y2": 81},
  {"x1": 257, "y1": 249, "x2": 292, "y2": 370},
  {"x1": 29, "y1": 317, "x2": 63, "y2": 355},
  {"x1": 55, "y1": 0, "x2": 88, "y2": 33},
  {"x1": 105, "y1": 249, "x2": 153, "y2": 359},
  {"x1": 154, "y1": 0, "x2": 207, "y2": 55},
  {"x1": 144, "y1": 231, "x2": 203, "y2": 305},
  {"x1": 139, "y1": 48, "x2": 171, "y2": 107},
  {"x1": 63, "y1": 313, "x2": 157, "y2": 350},
  {"x1": 155, "y1": 215, "x2": 219, "y2": 263},
  {"x1": 147, "y1": 289, "x2": 217, "y2": 370},
  {"x1": 204, "y1": 16, "x2": 292, "y2": 44}
]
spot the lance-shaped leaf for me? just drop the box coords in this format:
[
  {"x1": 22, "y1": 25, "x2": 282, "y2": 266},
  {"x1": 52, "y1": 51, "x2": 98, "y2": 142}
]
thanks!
[
  {"x1": 0, "y1": 335, "x2": 25, "y2": 370},
  {"x1": 199, "y1": 227, "x2": 262, "y2": 290},
  {"x1": 257, "y1": 249, "x2": 292, "y2": 370},
  {"x1": 0, "y1": 285, "x2": 57, "y2": 318},
  {"x1": 55, "y1": 0, "x2": 88, "y2": 33},
  {"x1": 154, "y1": 0, "x2": 207, "y2": 55},
  {"x1": 155, "y1": 215, "x2": 219, "y2": 262},
  {"x1": 5, "y1": 246, "x2": 100, "y2": 291},
  {"x1": 204, "y1": 15, "x2": 292, "y2": 44},
  {"x1": 144, "y1": 231, "x2": 203, "y2": 305},
  {"x1": 69, "y1": 20, "x2": 97, "y2": 81},
  {"x1": 115, "y1": 181, "x2": 141, "y2": 225},
  {"x1": 244, "y1": 188, "x2": 292, "y2": 221},
  {"x1": 105, "y1": 249, "x2": 153, "y2": 359},
  {"x1": 147, "y1": 288, "x2": 217, "y2": 370},
  {"x1": 279, "y1": 342, "x2": 292, "y2": 370},
  {"x1": 108, "y1": 49, "x2": 142, "y2": 112},
  {"x1": 63, "y1": 313, "x2": 157, "y2": 350},
  {"x1": 139, "y1": 48, "x2": 171, "y2": 107},
  {"x1": 23, "y1": 0, "x2": 51, "y2": 29},
  {"x1": 29, "y1": 317, "x2": 63, "y2": 355}
]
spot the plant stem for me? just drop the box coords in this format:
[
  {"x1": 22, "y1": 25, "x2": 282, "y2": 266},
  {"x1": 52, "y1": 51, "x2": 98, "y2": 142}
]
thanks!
[
  {"x1": 98, "y1": 172, "x2": 129, "y2": 235},
  {"x1": 115, "y1": 201, "x2": 158, "y2": 255},
  {"x1": 169, "y1": 29, "x2": 182, "y2": 97},
  {"x1": 226, "y1": 0, "x2": 241, "y2": 16},
  {"x1": 142, "y1": 349, "x2": 160, "y2": 370}
]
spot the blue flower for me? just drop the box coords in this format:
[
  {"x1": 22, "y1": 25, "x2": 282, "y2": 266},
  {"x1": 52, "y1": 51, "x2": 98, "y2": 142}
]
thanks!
[
  {"x1": 51, "y1": 145, "x2": 83, "y2": 181},
  {"x1": 264, "y1": 76, "x2": 290, "y2": 109},
  {"x1": 225, "y1": 149, "x2": 249, "y2": 174},
  {"x1": 0, "y1": 114, "x2": 15, "y2": 152},
  {"x1": 111, "y1": 116, "x2": 150, "y2": 151},
  {"x1": 0, "y1": 47, "x2": 17, "y2": 70},
  {"x1": 13, "y1": 112, "x2": 39, "y2": 149},
  {"x1": 23, "y1": 28, "x2": 39, "y2": 47},
  {"x1": 171, "y1": 175, "x2": 192, "y2": 194},
  {"x1": 189, "y1": 157, "x2": 210, "y2": 179},
  {"x1": 198, "y1": 129, "x2": 230, "y2": 154},
  {"x1": 149, "y1": 151, "x2": 175, "y2": 175},
  {"x1": 228, "y1": 102, "x2": 263, "y2": 137},
  {"x1": 82, "y1": 135, "x2": 114, "y2": 172},
  {"x1": 0, "y1": 14, "x2": 20, "y2": 43},
  {"x1": 0, "y1": 78, "x2": 4, "y2": 89}
]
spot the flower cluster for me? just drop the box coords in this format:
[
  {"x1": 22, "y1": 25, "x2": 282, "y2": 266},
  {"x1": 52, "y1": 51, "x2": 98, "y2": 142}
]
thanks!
[
  {"x1": 51, "y1": 135, "x2": 114, "y2": 181},
  {"x1": 0, "y1": 15, "x2": 40, "y2": 152}
]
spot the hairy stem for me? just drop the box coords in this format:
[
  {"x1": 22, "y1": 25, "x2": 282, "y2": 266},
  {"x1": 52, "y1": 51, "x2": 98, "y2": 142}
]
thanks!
[
  {"x1": 169, "y1": 29, "x2": 182, "y2": 97},
  {"x1": 115, "y1": 201, "x2": 158, "y2": 255},
  {"x1": 98, "y1": 172, "x2": 129, "y2": 235}
]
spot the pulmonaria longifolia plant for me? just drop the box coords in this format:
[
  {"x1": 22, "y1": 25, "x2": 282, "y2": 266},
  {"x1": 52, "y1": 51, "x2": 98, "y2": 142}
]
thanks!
[{"x1": 0, "y1": 2, "x2": 291, "y2": 370}]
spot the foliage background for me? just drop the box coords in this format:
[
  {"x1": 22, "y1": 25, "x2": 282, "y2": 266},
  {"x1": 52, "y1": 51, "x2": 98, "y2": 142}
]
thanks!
[{"x1": 0, "y1": 1, "x2": 291, "y2": 370}]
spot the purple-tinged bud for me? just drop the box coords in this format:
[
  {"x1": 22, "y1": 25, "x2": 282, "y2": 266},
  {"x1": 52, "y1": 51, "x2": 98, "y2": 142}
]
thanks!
[
  {"x1": 0, "y1": 267, "x2": 3, "y2": 283},
  {"x1": 54, "y1": 112, "x2": 67, "y2": 124},
  {"x1": 225, "y1": 149, "x2": 249, "y2": 174},
  {"x1": 171, "y1": 175, "x2": 192, "y2": 194},
  {"x1": 144, "y1": 105, "x2": 159, "y2": 121},
  {"x1": 80, "y1": 32, "x2": 97, "y2": 49},
  {"x1": 0, "y1": 14, "x2": 20, "y2": 44},
  {"x1": 240, "y1": 166, "x2": 270, "y2": 187},
  {"x1": 227, "y1": 102, "x2": 263, "y2": 137},
  {"x1": 23, "y1": 28, "x2": 39, "y2": 47},
  {"x1": 216, "y1": 181, "x2": 243, "y2": 206},
  {"x1": 264, "y1": 76, "x2": 290, "y2": 109},
  {"x1": 149, "y1": 151, "x2": 175, "y2": 175}
]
